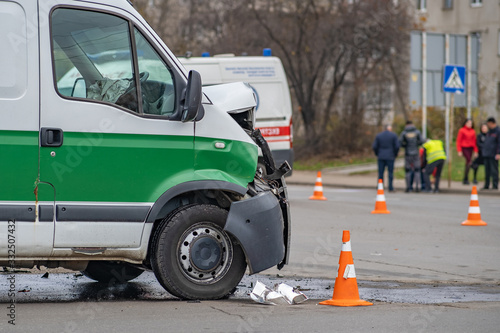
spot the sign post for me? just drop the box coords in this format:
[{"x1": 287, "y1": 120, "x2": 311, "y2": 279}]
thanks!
[
  {"x1": 448, "y1": 93, "x2": 455, "y2": 188},
  {"x1": 443, "y1": 65, "x2": 466, "y2": 188}
]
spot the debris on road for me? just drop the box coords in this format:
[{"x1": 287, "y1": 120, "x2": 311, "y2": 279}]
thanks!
[
  {"x1": 277, "y1": 283, "x2": 308, "y2": 304},
  {"x1": 250, "y1": 281, "x2": 307, "y2": 305}
]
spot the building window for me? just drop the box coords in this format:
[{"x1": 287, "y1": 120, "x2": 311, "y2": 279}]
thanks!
[
  {"x1": 498, "y1": 82, "x2": 500, "y2": 108},
  {"x1": 443, "y1": 0, "x2": 453, "y2": 10},
  {"x1": 416, "y1": 0, "x2": 426, "y2": 11},
  {"x1": 470, "y1": 0, "x2": 482, "y2": 7},
  {"x1": 498, "y1": 29, "x2": 500, "y2": 56}
]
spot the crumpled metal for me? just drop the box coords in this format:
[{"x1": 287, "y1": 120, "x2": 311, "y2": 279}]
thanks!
[{"x1": 250, "y1": 281, "x2": 308, "y2": 305}]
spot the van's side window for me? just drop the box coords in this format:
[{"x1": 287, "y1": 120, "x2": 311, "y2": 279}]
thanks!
[
  {"x1": 134, "y1": 29, "x2": 176, "y2": 116},
  {"x1": 52, "y1": 8, "x2": 139, "y2": 112}
]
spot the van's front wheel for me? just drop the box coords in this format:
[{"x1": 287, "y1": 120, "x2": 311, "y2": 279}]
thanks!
[{"x1": 151, "y1": 204, "x2": 246, "y2": 300}]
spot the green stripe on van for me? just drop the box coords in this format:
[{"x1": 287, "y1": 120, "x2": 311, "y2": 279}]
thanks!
[
  {"x1": 3, "y1": 130, "x2": 257, "y2": 203},
  {"x1": 0, "y1": 130, "x2": 39, "y2": 201},
  {"x1": 35, "y1": 132, "x2": 256, "y2": 203},
  {"x1": 194, "y1": 136, "x2": 258, "y2": 187}
]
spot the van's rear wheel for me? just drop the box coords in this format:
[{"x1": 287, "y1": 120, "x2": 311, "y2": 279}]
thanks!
[
  {"x1": 151, "y1": 204, "x2": 246, "y2": 300},
  {"x1": 82, "y1": 261, "x2": 143, "y2": 283}
]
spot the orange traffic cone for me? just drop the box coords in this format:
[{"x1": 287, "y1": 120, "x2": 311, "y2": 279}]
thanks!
[
  {"x1": 320, "y1": 231, "x2": 373, "y2": 307},
  {"x1": 371, "y1": 179, "x2": 390, "y2": 214},
  {"x1": 461, "y1": 186, "x2": 487, "y2": 226},
  {"x1": 309, "y1": 171, "x2": 327, "y2": 201}
]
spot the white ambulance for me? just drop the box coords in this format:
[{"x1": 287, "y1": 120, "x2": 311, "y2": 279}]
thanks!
[{"x1": 180, "y1": 51, "x2": 294, "y2": 173}]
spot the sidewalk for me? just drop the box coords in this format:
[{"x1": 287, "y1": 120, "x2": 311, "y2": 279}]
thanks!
[{"x1": 288, "y1": 167, "x2": 500, "y2": 196}]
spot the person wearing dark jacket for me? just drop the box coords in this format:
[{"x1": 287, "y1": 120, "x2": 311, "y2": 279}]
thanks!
[
  {"x1": 482, "y1": 117, "x2": 500, "y2": 190},
  {"x1": 471, "y1": 123, "x2": 488, "y2": 184},
  {"x1": 373, "y1": 125, "x2": 400, "y2": 192},
  {"x1": 399, "y1": 120, "x2": 424, "y2": 192}
]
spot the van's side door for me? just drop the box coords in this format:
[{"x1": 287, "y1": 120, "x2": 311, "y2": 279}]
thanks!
[
  {"x1": 38, "y1": 4, "x2": 194, "y2": 249},
  {"x1": 0, "y1": 0, "x2": 55, "y2": 257}
]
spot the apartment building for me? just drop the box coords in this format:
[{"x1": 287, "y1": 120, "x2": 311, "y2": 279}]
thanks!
[{"x1": 415, "y1": 0, "x2": 500, "y2": 116}]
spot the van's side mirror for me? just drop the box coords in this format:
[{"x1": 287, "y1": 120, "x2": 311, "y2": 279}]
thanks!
[
  {"x1": 71, "y1": 78, "x2": 87, "y2": 98},
  {"x1": 182, "y1": 70, "x2": 202, "y2": 122}
]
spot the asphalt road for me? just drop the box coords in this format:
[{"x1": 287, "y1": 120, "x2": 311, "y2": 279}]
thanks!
[
  {"x1": 5, "y1": 300, "x2": 500, "y2": 333},
  {"x1": 267, "y1": 185, "x2": 500, "y2": 284},
  {"x1": 1, "y1": 185, "x2": 499, "y2": 332}
]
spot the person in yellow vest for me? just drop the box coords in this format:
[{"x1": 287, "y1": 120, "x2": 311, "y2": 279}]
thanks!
[{"x1": 422, "y1": 138, "x2": 447, "y2": 193}]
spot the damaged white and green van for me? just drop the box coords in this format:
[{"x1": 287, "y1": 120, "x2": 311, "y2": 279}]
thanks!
[{"x1": 0, "y1": 0, "x2": 290, "y2": 300}]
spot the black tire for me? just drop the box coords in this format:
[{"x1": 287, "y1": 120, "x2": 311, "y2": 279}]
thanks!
[
  {"x1": 82, "y1": 261, "x2": 144, "y2": 283},
  {"x1": 151, "y1": 204, "x2": 247, "y2": 300}
]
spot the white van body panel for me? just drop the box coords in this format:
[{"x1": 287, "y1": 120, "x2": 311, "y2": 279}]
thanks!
[
  {"x1": 0, "y1": 0, "x2": 56, "y2": 257},
  {"x1": 196, "y1": 83, "x2": 257, "y2": 145},
  {"x1": 203, "y1": 82, "x2": 257, "y2": 114},
  {"x1": 0, "y1": 0, "x2": 38, "y2": 131}
]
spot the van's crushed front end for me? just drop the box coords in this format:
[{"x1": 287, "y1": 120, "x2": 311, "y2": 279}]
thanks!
[
  {"x1": 202, "y1": 83, "x2": 291, "y2": 274},
  {"x1": 224, "y1": 131, "x2": 291, "y2": 274}
]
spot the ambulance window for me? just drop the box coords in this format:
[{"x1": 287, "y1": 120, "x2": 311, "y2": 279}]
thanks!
[
  {"x1": 51, "y1": 8, "x2": 139, "y2": 112},
  {"x1": 134, "y1": 29, "x2": 176, "y2": 116}
]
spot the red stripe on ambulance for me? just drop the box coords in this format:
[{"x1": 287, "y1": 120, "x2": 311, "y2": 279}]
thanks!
[{"x1": 257, "y1": 126, "x2": 291, "y2": 137}]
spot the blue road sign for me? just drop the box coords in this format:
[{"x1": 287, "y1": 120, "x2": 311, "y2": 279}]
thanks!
[{"x1": 443, "y1": 65, "x2": 466, "y2": 94}]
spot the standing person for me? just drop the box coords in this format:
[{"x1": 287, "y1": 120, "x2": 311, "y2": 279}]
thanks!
[
  {"x1": 419, "y1": 147, "x2": 426, "y2": 190},
  {"x1": 399, "y1": 120, "x2": 424, "y2": 192},
  {"x1": 471, "y1": 123, "x2": 489, "y2": 184},
  {"x1": 482, "y1": 117, "x2": 500, "y2": 190},
  {"x1": 372, "y1": 125, "x2": 400, "y2": 192},
  {"x1": 422, "y1": 138, "x2": 447, "y2": 193},
  {"x1": 456, "y1": 118, "x2": 478, "y2": 185}
]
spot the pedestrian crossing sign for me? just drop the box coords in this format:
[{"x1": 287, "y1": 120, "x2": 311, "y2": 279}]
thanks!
[{"x1": 443, "y1": 65, "x2": 466, "y2": 94}]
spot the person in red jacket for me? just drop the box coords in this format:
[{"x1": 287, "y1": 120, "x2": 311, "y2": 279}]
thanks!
[{"x1": 456, "y1": 118, "x2": 478, "y2": 184}]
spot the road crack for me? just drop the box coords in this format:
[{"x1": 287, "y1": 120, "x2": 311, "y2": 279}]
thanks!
[{"x1": 210, "y1": 305, "x2": 245, "y2": 321}]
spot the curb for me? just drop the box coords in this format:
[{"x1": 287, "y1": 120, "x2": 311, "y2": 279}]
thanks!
[{"x1": 287, "y1": 179, "x2": 500, "y2": 196}]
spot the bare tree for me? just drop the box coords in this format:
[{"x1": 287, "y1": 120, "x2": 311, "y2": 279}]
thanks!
[
  {"x1": 244, "y1": 0, "x2": 350, "y2": 149},
  {"x1": 243, "y1": 0, "x2": 412, "y2": 153},
  {"x1": 338, "y1": 0, "x2": 412, "y2": 150}
]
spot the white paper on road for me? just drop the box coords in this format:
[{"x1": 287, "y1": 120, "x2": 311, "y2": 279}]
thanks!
[
  {"x1": 250, "y1": 281, "x2": 308, "y2": 305},
  {"x1": 277, "y1": 283, "x2": 308, "y2": 304}
]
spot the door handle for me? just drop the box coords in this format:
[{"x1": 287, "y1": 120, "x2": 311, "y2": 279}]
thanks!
[{"x1": 41, "y1": 128, "x2": 64, "y2": 147}]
